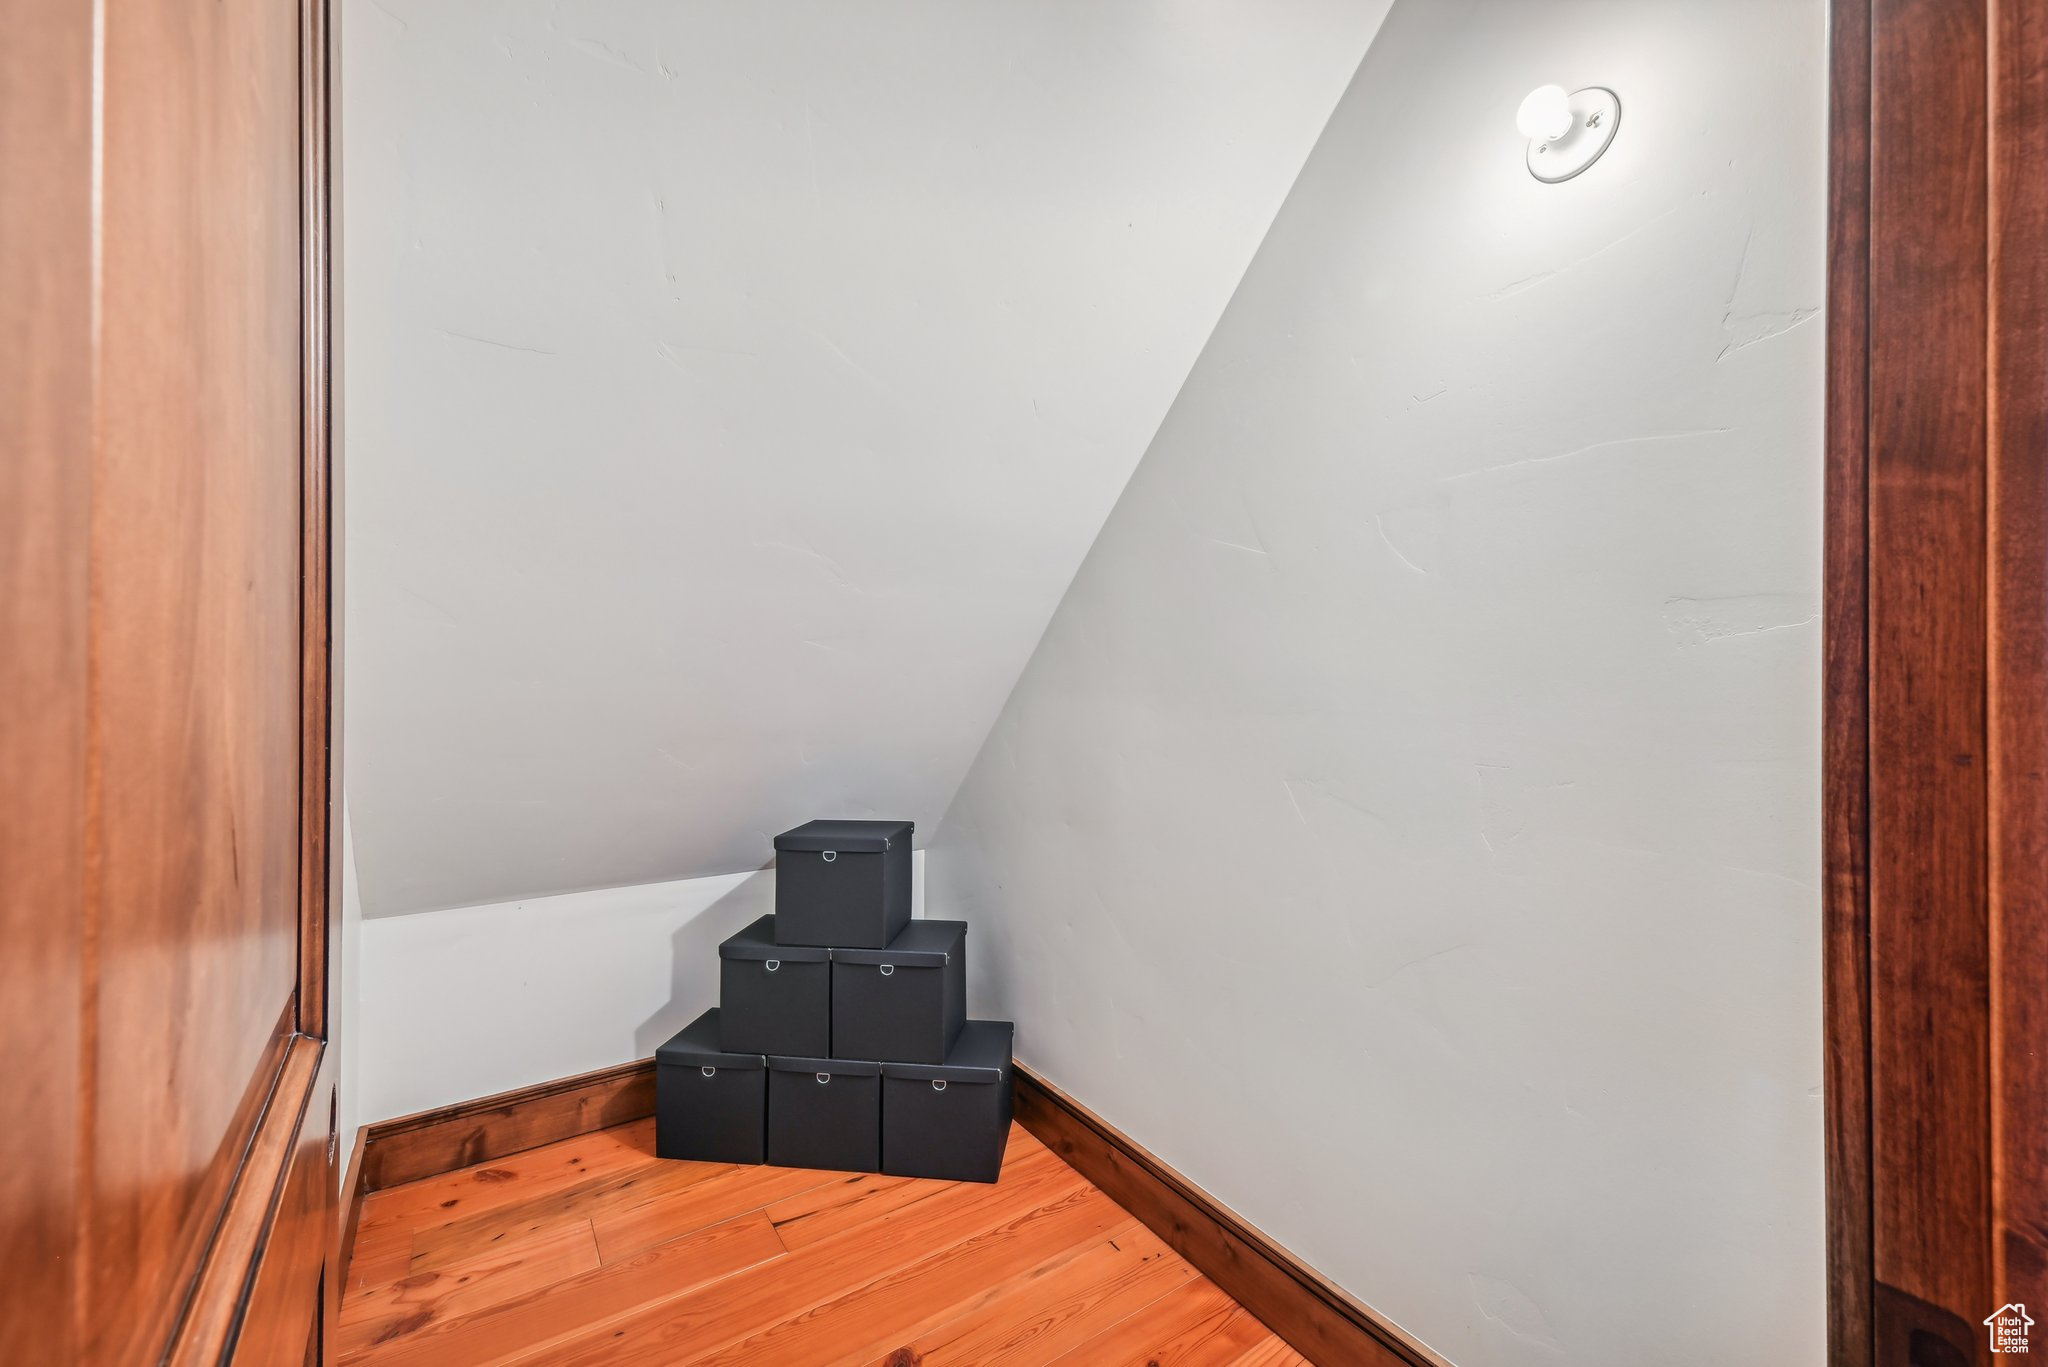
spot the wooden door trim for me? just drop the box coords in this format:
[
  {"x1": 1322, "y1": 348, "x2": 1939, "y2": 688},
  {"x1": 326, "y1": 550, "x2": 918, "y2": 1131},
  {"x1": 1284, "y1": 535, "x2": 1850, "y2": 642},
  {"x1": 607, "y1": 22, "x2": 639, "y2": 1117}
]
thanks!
[
  {"x1": 1827, "y1": 0, "x2": 2047, "y2": 1361},
  {"x1": 1988, "y1": 0, "x2": 2048, "y2": 1317},
  {"x1": 164, "y1": 1036, "x2": 326, "y2": 1367},
  {"x1": 336, "y1": 1125, "x2": 372, "y2": 1298},
  {"x1": 1821, "y1": 3, "x2": 1874, "y2": 1362},
  {"x1": 129, "y1": 0, "x2": 339, "y2": 1357},
  {"x1": 297, "y1": 0, "x2": 337, "y2": 1040}
]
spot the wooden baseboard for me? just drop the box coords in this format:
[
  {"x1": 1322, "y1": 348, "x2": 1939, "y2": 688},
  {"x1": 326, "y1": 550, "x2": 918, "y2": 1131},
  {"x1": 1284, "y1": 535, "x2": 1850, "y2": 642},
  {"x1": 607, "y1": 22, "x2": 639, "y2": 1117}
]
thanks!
[
  {"x1": 358, "y1": 1059, "x2": 656, "y2": 1192},
  {"x1": 341, "y1": 1056, "x2": 1443, "y2": 1367},
  {"x1": 1013, "y1": 1064, "x2": 1446, "y2": 1367}
]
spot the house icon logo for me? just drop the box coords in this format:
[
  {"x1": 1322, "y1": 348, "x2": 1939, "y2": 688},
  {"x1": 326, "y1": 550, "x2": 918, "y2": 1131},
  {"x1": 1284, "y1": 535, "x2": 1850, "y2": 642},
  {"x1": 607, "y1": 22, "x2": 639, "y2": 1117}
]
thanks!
[{"x1": 1986, "y1": 1303, "x2": 2034, "y2": 1354}]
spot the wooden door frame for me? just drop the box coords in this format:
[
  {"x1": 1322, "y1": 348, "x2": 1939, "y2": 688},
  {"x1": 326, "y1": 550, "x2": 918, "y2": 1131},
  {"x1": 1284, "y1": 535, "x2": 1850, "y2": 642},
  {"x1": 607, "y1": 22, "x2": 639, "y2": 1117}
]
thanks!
[
  {"x1": 299, "y1": 0, "x2": 338, "y2": 1046},
  {"x1": 1825, "y1": 0, "x2": 2045, "y2": 1362},
  {"x1": 164, "y1": 0, "x2": 340, "y2": 1360}
]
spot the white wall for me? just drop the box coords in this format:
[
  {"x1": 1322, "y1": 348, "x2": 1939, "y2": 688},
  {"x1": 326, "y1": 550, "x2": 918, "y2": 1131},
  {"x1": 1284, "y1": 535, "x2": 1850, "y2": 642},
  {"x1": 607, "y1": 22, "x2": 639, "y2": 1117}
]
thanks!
[
  {"x1": 340, "y1": 0, "x2": 1393, "y2": 920},
  {"x1": 929, "y1": 2, "x2": 1826, "y2": 1364},
  {"x1": 359, "y1": 854, "x2": 923, "y2": 1122}
]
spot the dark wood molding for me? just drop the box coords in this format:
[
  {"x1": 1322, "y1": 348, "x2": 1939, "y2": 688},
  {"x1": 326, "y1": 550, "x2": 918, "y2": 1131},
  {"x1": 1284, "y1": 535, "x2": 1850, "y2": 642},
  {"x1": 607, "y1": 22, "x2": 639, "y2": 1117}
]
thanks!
[
  {"x1": 358, "y1": 1060, "x2": 658, "y2": 1193},
  {"x1": 1013, "y1": 1066, "x2": 1445, "y2": 1367},
  {"x1": 1828, "y1": 0, "x2": 2048, "y2": 1361},
  {"x1": 1989, "y1": 0, "x2": 2048, "y2": 1320},
  {"x1": 1822, "y1": 1, "x2": 1874, "y2": 1362},
  {"x1": 1867, "y1": 0, "x2": 1993, "y2": 1329}
]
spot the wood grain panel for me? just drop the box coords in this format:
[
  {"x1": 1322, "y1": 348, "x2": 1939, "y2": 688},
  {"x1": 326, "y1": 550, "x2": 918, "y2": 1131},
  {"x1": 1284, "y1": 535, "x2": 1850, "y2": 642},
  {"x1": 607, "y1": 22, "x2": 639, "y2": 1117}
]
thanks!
[
  {"x1": 336, "y1": 1122, "x2": 372, "y2": 1343},
  {"x1": 300, "y1": 0, "x2": 340, "y2": 1039},
  {"x1": 1823, "y1": 0, "x2": 1875, "y2": 1358},
  {"x1": 227, "y1": 1049, "x2": 338, "y2": 1367},
  {"x1": 0, "y1": 0, "x2": 93, "y2": 1359},
  {"x1": 1865, "y1": 0, "x2": 1992, "y2": 1328},
  {"x1": 1990, "y1": 0, "x2": 2048, "y2": 1319},
  {"x1": 87, "y1": 0, "x2": 308, "y2": 1345},
  {"x1": 164, "y1": 1034, "x2": 321, "y2": 1367},
  {"x1": 1832, "y1": 1, "x2": 2048, "y2": 1361}
]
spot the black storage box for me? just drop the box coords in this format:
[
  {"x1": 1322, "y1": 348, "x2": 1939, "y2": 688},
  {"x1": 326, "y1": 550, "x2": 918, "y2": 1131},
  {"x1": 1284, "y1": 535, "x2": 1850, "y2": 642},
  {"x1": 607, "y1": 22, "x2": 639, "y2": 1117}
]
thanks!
[
  {"x1": 831, "y1": 919, "x2": 966, "y2": 1064},
  {"x1": 655, "y1": 1009, "x2": 766, "y2": 1165},
  {"x1": 773, "y1": 819, "x2": 913, "y2": 949},
  {"x1": 882, "y1": 1020, "x2": 1014, "y2": 1183},
  {"x1": 766, "y1": 1054, "x2": 881, "y2": 1173},
  {"x1": 718, "y1": 915, "x2": 831, "y2": 1056}
]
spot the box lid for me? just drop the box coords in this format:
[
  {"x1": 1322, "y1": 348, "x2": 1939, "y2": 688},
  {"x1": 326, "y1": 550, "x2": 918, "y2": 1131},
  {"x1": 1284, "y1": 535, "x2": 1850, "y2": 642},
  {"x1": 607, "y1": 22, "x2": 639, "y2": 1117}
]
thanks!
[
  {"x1": 767, "y1": 1054, "x2": 883, "y2": 1077},
  {"x1": 718, "y1": 914, "x2": 828, "y2": 963},
  {"x1": 656, "y1": 1009, "x2": 765, "y2": 1070},
  {"x1": 882, "y1": 1020, "x2": 1014, "y2": 1084},
  {"x1": 773, "y1": 819, "x2": 913, "y2": 853},
  {"x1": 831, "y1": 919, "x2": 965, "y2": 968}
]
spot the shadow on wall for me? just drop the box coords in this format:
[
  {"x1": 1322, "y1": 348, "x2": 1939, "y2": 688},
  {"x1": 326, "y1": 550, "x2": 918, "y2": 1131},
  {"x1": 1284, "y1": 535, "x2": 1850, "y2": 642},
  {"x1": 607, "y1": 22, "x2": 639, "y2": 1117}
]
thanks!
[
  {"x1": 358, "y1": 851, "x2": 928, "y2": 1122},
  {"x1": 358, "y1": 866, "x2": 773, "y2": 1123},
  {"x1": 633, "y1": 872, "x2": 775, "y2": 1059}
]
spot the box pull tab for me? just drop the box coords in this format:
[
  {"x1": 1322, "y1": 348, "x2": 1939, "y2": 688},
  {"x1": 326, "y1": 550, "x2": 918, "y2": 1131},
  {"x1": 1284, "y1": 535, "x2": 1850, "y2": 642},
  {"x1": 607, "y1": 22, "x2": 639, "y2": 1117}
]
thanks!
[
  {"x1": 815, "y1": 1072, "x2": 831, "y2": 1085},
  {"x1": 879, "y1": 964, "x2": 895, "y2": 976},
  {"x1": 765, "y1": 960, "x2": 780, "y2": 972},
  {"x1": 932, "y1": 1079, "x2": 947, "y2": 1092},
  {"x1": 700, "y1": 1066, "x2": 716, "y2": 1078},
  {"x1": 821, "y1": 850, "x2": 837, "y2": 863}
]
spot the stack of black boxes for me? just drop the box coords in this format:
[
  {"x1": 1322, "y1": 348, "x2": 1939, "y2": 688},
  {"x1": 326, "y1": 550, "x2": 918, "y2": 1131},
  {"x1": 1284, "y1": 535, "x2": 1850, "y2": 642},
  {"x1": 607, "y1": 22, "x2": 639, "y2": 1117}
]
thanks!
[{"x1": 653, "y1": 820, "x2": 1015, "y2": 1183}]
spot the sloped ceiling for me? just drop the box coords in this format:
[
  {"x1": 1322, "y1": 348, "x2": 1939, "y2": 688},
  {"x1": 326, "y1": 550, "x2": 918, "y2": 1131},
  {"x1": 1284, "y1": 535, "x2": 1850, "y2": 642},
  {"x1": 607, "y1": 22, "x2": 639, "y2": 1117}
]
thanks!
[{"x1": 342, "y1": 0, "x2": 1393, "y2": 917}]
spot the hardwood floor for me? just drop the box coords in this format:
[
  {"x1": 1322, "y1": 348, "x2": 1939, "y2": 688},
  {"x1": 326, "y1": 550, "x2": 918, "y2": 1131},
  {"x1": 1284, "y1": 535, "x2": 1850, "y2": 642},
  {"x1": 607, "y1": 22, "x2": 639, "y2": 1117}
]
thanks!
[{"x1": 338, "y1": 1118, "x2": 1305, "y2": 1366}]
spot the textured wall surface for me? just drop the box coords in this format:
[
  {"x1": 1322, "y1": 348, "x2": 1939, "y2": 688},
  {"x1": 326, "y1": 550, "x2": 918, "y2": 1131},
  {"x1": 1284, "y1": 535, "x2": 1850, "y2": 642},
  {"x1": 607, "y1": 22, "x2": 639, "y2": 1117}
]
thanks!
[
  {"x1": 929, "y1": 1, "x2": 1826, "y2": 1363},
  {"x1": 340, "y1": 0, "x2": 1392, "y2": 918}
]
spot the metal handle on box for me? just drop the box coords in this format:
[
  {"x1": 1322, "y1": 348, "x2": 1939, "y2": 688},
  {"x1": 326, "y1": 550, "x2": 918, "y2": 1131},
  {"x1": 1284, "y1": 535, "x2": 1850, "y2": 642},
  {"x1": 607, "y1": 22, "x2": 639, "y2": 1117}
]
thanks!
[
  {"x1": 815, "y1": 1072, "x2": 830, "y2": 1084},
  {"x1": 821, "y1": 850, "x2": 837, "y2": 862},
  {"x1": 701, "y1": 1066, "x2": 716, "y2": 1078},
  {"x1": 932, "y1": 1080, "x2": 947, "y2": 1092},
  {"x1": 879, "y1": 964, "x2": 894, "y2": 976},
  {"x1": 765, "y1": 960, "x2": 779, "y2": 972}
]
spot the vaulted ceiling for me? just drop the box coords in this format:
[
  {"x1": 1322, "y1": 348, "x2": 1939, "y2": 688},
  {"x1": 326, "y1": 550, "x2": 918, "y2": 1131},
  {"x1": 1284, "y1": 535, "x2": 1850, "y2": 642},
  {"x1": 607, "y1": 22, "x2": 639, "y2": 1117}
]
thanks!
[{"x1": 341, "y1": 0, "x2": 1394, "y2": 916}]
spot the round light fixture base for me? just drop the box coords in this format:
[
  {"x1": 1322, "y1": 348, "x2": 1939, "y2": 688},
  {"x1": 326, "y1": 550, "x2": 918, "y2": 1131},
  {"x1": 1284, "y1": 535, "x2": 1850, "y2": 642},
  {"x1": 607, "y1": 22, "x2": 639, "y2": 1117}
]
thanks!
[{"x1": 1526, "y1": 86, "x2": 1620, "y2": 183}]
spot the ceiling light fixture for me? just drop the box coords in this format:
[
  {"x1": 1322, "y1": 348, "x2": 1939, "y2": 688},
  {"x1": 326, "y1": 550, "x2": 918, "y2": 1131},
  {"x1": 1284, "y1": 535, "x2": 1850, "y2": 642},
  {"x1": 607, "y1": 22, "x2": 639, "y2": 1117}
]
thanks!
[{"x1": 1517, "y1": 84, "x2": 1621, "y2": 183}]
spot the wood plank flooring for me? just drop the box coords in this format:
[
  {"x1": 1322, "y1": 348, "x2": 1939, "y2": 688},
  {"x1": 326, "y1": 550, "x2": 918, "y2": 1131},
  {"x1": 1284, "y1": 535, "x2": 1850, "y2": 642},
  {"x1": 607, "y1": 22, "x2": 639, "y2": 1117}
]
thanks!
[{"x1": 338, "y1": 1118, "x2": 1304, "y2": 1366}]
